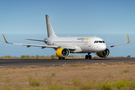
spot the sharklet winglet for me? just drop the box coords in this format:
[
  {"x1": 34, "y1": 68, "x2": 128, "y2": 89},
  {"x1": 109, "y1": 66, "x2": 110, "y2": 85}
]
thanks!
[
  {"x1": 127, "y1": 34, "x2": 130, "y2": 43},
  {"x1": 2, "y1": 34, "x2": 8, "y2": 43}
]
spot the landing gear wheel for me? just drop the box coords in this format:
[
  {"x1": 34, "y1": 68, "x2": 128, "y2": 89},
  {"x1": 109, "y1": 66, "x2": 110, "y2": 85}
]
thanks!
[
  {"x1": 62, "y1": 57, "x2": 65, "y2": 60},
  {"x1": 59, "y1": 57, "x2": 65, "y2": 60},
  {"x1": 88, "y1": 55, "x2": 92, "y2": 59},
  {"x1": 85, "y1": 54, "x2": 92, "y2": 59},
  {"x1": 85, "y1": 55, "x2": 88, "y2": 59}
]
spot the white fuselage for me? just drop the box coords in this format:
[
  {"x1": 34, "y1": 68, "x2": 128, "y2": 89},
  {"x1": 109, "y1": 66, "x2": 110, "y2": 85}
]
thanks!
[{"x1": 46, "y1": 36, "x2": 107, "y2": 53}]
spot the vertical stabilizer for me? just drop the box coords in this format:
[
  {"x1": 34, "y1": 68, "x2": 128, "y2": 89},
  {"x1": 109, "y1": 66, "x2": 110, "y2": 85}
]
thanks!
[{"x1": 46, "y1": 15, "x2": 57, "y2": 38}]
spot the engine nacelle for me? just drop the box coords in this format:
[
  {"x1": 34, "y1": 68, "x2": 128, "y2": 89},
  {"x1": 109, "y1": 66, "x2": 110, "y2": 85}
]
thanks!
[
  {"x1": 56, "y1": 48, "x2": 70, "y2": 58},
  {"x1": 96, "y1": 48, "x2": 110, "y2": 58}
]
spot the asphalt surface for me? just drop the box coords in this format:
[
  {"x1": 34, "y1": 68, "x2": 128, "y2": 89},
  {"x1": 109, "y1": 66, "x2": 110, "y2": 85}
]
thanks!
[{"x1": 0, "y1": 58, "x2": 135, "y2": 67}]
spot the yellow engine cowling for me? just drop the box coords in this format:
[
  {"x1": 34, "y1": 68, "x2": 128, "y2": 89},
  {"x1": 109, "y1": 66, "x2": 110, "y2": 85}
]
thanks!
[
  {"x1": 96, "y1": 48, "x2": 110, "y2": 58},
  {"x1": 56, "y1": 48, "x2": 70, "y2": 58}
]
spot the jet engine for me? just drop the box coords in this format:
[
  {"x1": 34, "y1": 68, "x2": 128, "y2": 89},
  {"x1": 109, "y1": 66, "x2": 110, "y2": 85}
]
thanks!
[
  {"x1": 56, "y1": 48, "x2": 70, "y2": 58},
  {"x1": 96, "y1": 48, "x2": 110, "y2": 58}
]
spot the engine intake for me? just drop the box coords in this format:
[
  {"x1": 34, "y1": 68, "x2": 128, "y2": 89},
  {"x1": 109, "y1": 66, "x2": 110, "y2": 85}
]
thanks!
[
  {"x1": 56, "y1": 48, "x2": 70, "y2": 58},
  {"x1": 96, "y1": 48, "x2": 110, "y2": 57}
]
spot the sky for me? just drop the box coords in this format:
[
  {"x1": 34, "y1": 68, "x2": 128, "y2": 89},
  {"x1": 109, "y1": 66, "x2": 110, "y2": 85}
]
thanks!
[{"x1": 0, "y1": 0, "x2": 135, "y2": 57}]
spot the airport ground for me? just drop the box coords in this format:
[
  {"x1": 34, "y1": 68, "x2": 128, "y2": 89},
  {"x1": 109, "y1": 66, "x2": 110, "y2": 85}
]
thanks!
[
  {"x1": 0, "y1": 58, "x2": 135, "y2": 90},
  {"x1": 0, "y1": 57, "x2": 135, "y2": 67}
]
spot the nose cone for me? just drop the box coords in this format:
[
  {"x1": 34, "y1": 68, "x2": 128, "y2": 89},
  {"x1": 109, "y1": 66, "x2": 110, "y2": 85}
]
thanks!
[
  {"x1": 101, "y1": 44, "x2": 107, "y2": 51},
  {"x1": 98, "y1": 44, "x2": 106, "y2": 51}
]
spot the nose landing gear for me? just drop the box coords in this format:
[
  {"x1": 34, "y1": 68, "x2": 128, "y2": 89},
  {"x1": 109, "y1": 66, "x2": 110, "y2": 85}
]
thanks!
[{"x1": 85, "y1": 53, "x2": 92, "y2": 59}]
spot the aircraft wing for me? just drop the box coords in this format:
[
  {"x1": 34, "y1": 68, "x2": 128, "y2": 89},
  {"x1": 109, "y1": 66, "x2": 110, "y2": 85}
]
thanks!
[
  {"x1": 25, "y1": 39, "x2": 45, "y2": 42},
  {"x1": 2, "y1": 34, "x2": 75, "y2": 50},
  {"x1": 107, "y1": 34, "x2": 130, "y2": 47}
]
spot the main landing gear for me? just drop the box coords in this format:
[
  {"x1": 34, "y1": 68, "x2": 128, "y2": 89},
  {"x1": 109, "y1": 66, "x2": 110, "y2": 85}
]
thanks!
[
  {"x1": 85, "y1": 53, "x2": 92, "y2": 59},
  {"x1": 59, "y1": 57, "x2": 65, "y2": 60}
]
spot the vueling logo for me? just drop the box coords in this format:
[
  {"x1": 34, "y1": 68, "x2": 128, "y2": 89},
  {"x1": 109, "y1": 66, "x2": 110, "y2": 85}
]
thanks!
[{"x1": 77, "y1": 38, "x2": 89, "y2": 40}]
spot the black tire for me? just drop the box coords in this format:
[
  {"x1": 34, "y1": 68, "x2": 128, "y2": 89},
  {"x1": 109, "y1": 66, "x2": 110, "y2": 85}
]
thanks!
[
  {"x1": 85, "y1": 55, "x2": 88, "y2": 59},
  {"x1": 88, "y1": 55, "x2": 92, "y2": 59},
  {"x1": 59, "y1": 57, "x2": 65, "y2": 60}
]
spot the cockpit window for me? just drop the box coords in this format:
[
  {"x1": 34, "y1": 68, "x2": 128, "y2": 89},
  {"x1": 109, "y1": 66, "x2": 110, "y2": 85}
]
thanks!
[
  {"x1": 99, "y1": 41, "x2": 102, "y2": 43},
  {"x1": 94, "y1": 41, "x2": 105, "y2": 43}
]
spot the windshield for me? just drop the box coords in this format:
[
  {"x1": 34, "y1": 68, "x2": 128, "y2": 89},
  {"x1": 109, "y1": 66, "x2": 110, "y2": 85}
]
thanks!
[{"x1": 94, "y1": 41, "x2": 105, "y2": 43}]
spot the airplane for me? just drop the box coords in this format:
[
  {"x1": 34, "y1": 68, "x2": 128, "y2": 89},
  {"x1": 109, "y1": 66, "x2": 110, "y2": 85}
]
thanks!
[{"x1": 2, "y1": 15, "x2": 130, "y2": 59}]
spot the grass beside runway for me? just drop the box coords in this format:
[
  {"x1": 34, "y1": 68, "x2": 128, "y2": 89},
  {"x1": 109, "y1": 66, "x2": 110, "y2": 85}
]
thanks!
[
  {"x1": 0, "y1": 62, "x2": 135, "y2": 90},
  {"x1": 0, "y1": 55, "x2": 85, "y2": 59},
  {"x1": 0, "y1": 55, "x2": 132, "y2": 59}
]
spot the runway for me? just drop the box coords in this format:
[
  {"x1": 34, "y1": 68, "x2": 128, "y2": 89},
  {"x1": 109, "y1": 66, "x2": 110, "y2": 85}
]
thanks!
[{"x1": 0, "y1": 58, "x2": 135, "y2": 67}]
